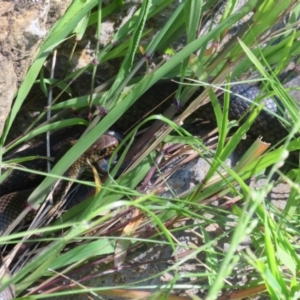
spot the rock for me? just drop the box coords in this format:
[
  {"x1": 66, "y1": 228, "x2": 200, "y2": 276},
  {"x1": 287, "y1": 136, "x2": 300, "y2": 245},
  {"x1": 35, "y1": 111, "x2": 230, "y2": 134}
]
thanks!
[{"x1": 0, "y1": 0, "x2": 72, "y2": 136}]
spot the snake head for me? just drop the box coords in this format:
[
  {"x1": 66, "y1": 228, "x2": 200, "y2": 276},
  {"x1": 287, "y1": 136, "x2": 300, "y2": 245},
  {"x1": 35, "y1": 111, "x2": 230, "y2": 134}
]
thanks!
[{"x1": 85, "y1": 133, "x2": 120, "y2": 163}]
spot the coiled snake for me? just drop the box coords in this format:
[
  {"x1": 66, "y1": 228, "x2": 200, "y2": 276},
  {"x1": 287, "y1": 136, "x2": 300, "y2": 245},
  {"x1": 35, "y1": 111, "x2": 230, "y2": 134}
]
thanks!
[{"x1": 0, "y1": 81, "x2": 290, "y2": 298}]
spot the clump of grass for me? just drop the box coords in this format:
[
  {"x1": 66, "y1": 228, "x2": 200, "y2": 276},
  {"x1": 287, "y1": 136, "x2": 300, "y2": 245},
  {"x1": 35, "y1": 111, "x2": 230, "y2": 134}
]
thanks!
[{"x1": 1, "y1": 0, "x2": 300, "y2": 299}]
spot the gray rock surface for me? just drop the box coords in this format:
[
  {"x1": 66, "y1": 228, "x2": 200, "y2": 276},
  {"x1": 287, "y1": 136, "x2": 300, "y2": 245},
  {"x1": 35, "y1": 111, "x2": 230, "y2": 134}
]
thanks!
[{"x1": 0, "y1": 0, "x2": 72, "y2": 136}]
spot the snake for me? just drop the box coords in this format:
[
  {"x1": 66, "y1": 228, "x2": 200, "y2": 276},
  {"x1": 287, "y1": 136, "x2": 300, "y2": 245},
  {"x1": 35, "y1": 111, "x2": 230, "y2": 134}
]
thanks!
[
  {"x1": 0, "y1": 132, "x2": 120, "y2": 299},
  {"x1": 0, "y1": 80, "x2": 291, "y2": 298}
]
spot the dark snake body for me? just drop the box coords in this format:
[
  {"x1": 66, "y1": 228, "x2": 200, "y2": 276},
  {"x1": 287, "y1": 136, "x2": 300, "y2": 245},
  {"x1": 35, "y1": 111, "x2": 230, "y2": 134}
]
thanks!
[
  {"x1": 210, "y1": 83, "x2": 287, "y2": 144},
  {"x1": 113, "y1": 81, "x2": 288, "y2": 145},
  {"x1": 0, "y1": 82, "x2": 289, "y2": 298}
]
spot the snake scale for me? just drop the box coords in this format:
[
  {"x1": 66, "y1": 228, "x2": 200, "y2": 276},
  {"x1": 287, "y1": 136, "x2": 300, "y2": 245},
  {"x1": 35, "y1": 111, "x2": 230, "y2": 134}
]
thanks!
[{"x1": 0, "y1": 80, "x2": 290, "y2": 298}]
